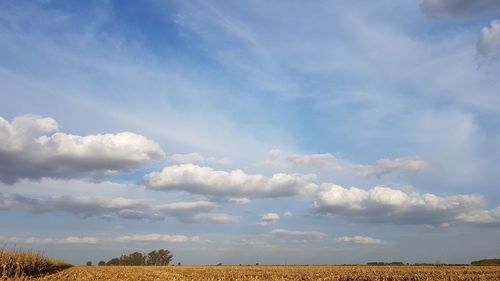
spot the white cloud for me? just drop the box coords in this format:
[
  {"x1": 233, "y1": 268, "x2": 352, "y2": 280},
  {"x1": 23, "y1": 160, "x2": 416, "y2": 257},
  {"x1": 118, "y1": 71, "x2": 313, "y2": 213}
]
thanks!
[
  {"x1": 283, "y1": 211, "x2": 293, "y2": 217},
  {"x1": 144, "y1": 164, "x2": 317, "y2": 198},
  {"x1": 115, "y1": 234, "x2": 208, "y2": 243},
  {"x1": 335, "y1": 236, "x2": 385, "y2": 245},
  {"x1": 154, "y1": 200, "x2": 217, "y2": 214},
  {"x1": 355, "y1": 158, "x2": 430, "y2": 178},
  {"x1": 228, "y1": 197, "x2": 251, "y2": 205},
  {"x1": 477, "y1": 20, "x2": 500, "y2": 61},
  {"x1": 258, "y1": 212, "x2": 280, "y2": 226},
  {"x1": 456, "y1": 207, "x2": 500, "y2": 225},
  {"x1": 0, "y1": 236, "x2": 98, "y2": 245},
  {"x1": 271, "y1": 229, "x2": 326, "y2": 240},
  {"x1": 314, "y1": 184, "x2": 488, "y2": 225},
  {"x1": 0, "y1": 115, "x2": 165, "y2": 184},
  {"x1": 191, "y1": 213, "x2": 240, "y2": 224},
  {"x1": 421, "y1": 0, "x2": 500, "y2": 18},
  {"x1": 170, "y1": 152, "x2": 232, "y2": 165},
  {"x1": 258, "y1": 150, "x2": 428, "y2": 178}
]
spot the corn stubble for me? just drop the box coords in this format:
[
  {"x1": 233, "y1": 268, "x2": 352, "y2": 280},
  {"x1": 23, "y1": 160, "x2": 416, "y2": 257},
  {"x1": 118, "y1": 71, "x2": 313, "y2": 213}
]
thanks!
[
  {"x1": 35, "y1": 265, "x2": 500, "y2": 281},
  {"x1": 0, "y1": 249, "x2": 72, "y2": 280}
]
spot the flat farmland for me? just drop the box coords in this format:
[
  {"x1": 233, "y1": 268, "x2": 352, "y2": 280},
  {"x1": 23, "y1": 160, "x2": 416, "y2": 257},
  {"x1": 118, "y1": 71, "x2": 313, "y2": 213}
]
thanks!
[{"x1": 34, "y1": 265, "x2": 500, "y2": 281}]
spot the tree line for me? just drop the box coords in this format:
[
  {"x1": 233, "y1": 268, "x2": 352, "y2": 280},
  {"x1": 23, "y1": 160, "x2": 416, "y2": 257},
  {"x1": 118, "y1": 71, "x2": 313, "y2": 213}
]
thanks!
[{"x1": 91, "y1": 249, "x2": 173, "y2": 266}]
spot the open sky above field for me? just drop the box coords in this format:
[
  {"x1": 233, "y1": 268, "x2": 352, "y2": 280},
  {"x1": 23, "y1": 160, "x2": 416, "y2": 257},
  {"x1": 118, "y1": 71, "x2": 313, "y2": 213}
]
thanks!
[{"x1": 1, "y1": 0, "x2": 500, "y2": 265}]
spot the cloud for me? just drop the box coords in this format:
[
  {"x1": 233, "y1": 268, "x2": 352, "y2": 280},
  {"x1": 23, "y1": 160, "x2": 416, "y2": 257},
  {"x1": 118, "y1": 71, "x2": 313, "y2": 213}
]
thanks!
[
  {"x1": 477, "y1": 20, "x2": 500, "y2": 61},
  {"x1": 455, "y1": 207, "x2": 500, "y2": 225},
  {"x1": 0, "y1": 236, "x2": 98, "y2": 245},
  {"x1": 191, "y1": 213, "x2": 240, "y2": 224},
  {"x1": 259, "y1": 150, "x2": 429, "y2": 178},
  {"x1": 335, "y1": 236, "x2": 385, "y2": 245},
  {"x1": 283, "y1": 211, "x2": 293, "y2": 217},
  {"x1": 170, "y1": 152, "x2": 232, "y2": 165},
  {"x1": 271, "y1": 229, "x2": 326, "y2": 240},
  {"x1": 144, "y1": 164, "x2": 317, "y2": 198},
  {"x1": 228, "y1": 197, "x2": 251, "y2": 205},
  {"x1": 0, "y1": 115, "x2": 165, "y2": 184},
  {"x1": 153, "y1": 200, "x2": 238, "y2": 224},
  {"x1": 313, "y1": 184, "x2": 493, "y2": 226},
  {"x1": 258, "y1": 212, "x2": 280, "y2": 226},
  {"x1": 421, "y1": 0, "x2": 500, "y2": 18},
  {"x1": 0, "y1": 191, "x2": 153, "y2": 220},
  {"x1": 355, "y1": 158, "x2": 430, "y2": 178},
  {"x1": 115, "y1": 234, "x2": 208, "y2": 243},
  {"x1": 286, "y1": 153, "x2": 335, "y2": 168},
  {"x1": 117, "y1": 209, "x2": 165, "y2": 222},
  {"x1": 171, "y1": 152, "x2": 205, "y2": 164}
]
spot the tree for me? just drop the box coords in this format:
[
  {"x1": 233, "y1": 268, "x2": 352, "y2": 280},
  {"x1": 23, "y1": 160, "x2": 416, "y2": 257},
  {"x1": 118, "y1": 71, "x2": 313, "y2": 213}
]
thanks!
[
  {"x1": 106, "y1": 258, "x2": 120, "y2": 266},
  {"x1": 98, "y1": 261, "x2": 106, "y2": 266},
  {"x1": 177, "y1": 262, "x2": 181, "y2": 266},
  {"x1": 86, "y1": 261, "x2": 92, "y2": 266},
  {"x1": 147, "y1": 249, "x2": 172, "y2": 266}
]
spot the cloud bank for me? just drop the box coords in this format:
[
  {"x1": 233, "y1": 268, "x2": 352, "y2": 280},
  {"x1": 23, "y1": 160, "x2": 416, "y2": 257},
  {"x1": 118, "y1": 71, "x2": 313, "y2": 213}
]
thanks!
[
  {"x1": 314, "y1": 184, "x2": 500, "y2": 226},
  {"x1": 0, "y1": 115, "x2": 165, "y2": 184},
  {"x1": 144, "y1": 164, "x2": 317, "y2": 198}
]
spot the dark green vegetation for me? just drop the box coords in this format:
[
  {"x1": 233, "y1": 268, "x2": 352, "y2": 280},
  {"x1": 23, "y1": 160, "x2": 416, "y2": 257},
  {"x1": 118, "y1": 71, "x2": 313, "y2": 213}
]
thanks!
[
  {"x1": 471, "y1": 259, "x2": 500, "y2": 265},
  {"x1": 101, "y1": 249, "x2": 173, "y2": 266}
]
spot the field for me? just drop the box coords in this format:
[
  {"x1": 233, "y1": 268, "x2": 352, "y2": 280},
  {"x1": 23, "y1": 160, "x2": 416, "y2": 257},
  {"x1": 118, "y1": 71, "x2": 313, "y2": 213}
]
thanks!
[
  {"x1": 32, "y1": 265, "x2": 500, "y2": 281},
  {"x1": 0, "y1": 249, "x2": 71, "y2": 280}
]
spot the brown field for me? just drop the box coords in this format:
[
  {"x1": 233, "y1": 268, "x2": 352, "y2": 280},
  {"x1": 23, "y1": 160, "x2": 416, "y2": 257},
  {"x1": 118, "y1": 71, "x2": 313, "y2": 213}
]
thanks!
[
  {"x1": 0, "y1": 249, "x2": 71, "y2": 280},
  {"x1": 30, "y1": 265, "x2": 500, "y2": 281}
]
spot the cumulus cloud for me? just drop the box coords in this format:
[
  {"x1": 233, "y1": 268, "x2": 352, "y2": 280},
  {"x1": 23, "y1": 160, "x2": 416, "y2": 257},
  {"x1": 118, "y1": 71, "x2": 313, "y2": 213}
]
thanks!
[
  {"x1": 144, "y1": 164, "x2": 317, "y2": 198},
  {"x1": 335, "y1": 236, "x2": 385, "y2": 245},
  {"x1": 0, "y1": 115, "x2": 165, "y2": 184},
  {"x1": 455, "y1": 207, "x2": 500, "y2": 225},
  {"x1": 477, "y1": 20, "x2": 500, "y2": 61},
  {"x1": 313, "y1": 184, "x2": 495, "y2": 226},
  {"x1": 117, "y1": 209, "x2": 165, "y2": 222},
  {"x1": 355, "y1": 158, "x2": 430, "y2": 178},
  {"x1": 115, "y1": 234, "x2": 208, "y2": 243},
  {"x1": 258, "y1": 212, "x2": 280, "y2": 226},
  {"x1": 271, "y1": 229, "x2": 326, "y2": 240},
  {"x1": 421, "y1": 0, "x2": 500, "y2": 18}
]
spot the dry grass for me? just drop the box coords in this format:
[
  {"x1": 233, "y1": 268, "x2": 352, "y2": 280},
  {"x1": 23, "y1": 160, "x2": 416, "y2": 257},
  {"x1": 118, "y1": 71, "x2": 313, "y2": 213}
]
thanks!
[
  {"x1": 0, "y1": 249, "x2": 72, "y2": 280},
  {"x1": 35, "y1": 265, "x2": 500, "y2": 280}
]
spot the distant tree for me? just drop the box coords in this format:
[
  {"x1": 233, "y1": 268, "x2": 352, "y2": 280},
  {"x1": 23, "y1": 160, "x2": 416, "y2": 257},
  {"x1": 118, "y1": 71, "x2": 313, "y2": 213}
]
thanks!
[
  {"x1": 146, "y1": 249, "x2": 172, "y2": 266},
  {"x1": 177, "y1": 262, "x2": 181, "y2": 266},
  {"x1": 255, "y1": 263, "x2": 259, "y2": 266},
  {"x1": 106, "y1": 258, "x2": 120, "y2": 266},
  {"x1": 98, "y1": 261, "x2": 106, "y2": 266},
  {"x1": 86, "y1": 261, "x2": 92, "y2": 266},
  {"x1": 217, "y1": 262, "x2": 222, "y2": 266}
]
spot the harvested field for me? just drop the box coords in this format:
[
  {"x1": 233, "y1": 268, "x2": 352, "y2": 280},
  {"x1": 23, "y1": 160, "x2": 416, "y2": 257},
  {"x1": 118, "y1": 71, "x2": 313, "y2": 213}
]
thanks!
[{"x1": 34, "y1": 265, "x2": 500, "y2": 281}]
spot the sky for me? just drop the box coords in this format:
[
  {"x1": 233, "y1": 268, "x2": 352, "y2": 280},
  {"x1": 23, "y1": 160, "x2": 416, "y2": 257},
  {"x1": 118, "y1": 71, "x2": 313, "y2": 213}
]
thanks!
[{"x1": 1, "y1": 0, "x2": 500, "y2": 265}]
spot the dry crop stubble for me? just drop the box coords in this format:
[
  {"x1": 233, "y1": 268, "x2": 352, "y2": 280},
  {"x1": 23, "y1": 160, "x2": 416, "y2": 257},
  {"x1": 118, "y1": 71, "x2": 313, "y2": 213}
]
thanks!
[{"x1": 35, "y1": 265, "x2": 500, "y2": 281}]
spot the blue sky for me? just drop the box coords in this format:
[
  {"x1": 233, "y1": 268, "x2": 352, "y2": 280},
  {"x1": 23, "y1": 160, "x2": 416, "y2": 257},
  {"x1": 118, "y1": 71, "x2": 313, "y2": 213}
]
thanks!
[{"x1": 1, "y1": 0, "x2": 500, "y2": 265}]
